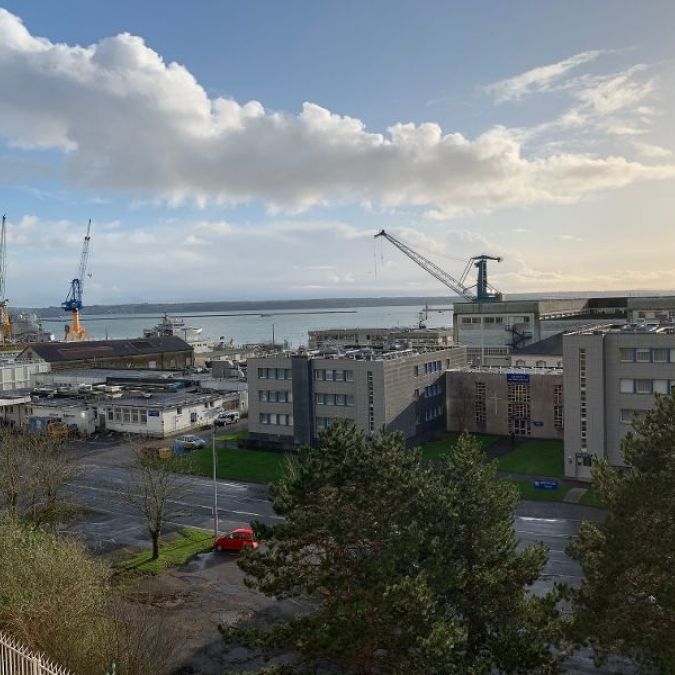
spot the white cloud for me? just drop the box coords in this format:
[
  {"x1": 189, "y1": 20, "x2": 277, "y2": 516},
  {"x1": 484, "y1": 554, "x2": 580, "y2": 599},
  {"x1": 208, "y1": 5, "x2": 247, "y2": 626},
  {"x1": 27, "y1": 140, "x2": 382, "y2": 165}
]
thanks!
[
  {"x1": 558, "y1": 234, "x2": 584, "y2": 242},
  {"x1": 485, "y1": 51, "x2": 602, "y2": 102},
  {"x1": 632, "y1": 141, "x2": 673, "y2": 159},
  {"x1": 0, "y1": 9, "x2": 673, "y2": 220}
]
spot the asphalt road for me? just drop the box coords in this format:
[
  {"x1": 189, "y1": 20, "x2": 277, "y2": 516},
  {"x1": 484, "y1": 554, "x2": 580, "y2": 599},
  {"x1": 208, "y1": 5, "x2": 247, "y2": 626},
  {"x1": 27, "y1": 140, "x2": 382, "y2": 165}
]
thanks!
[{"x1": 64, "y1": 439, "x2": 603, "y2": 593}]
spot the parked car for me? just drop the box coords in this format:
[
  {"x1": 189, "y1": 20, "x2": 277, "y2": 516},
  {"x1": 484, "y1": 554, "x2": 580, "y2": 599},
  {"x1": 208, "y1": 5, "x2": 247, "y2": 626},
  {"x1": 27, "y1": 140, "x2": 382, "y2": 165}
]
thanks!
[
  {"x1": 175, "y1": 434, "x2": 206, "y2": 449},
  {"x1": 214, "y1": 411, "x2": 240, "y2": 427},
  {"x1": 213, "y1": 528, "x2": 258, "y2": 552}
]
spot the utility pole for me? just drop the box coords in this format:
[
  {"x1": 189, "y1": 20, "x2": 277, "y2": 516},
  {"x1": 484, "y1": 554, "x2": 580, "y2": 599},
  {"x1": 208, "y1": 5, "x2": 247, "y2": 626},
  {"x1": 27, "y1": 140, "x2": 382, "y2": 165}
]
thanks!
[{"x1": 212, "y1": 423, "x2": 219, "y2": 538}]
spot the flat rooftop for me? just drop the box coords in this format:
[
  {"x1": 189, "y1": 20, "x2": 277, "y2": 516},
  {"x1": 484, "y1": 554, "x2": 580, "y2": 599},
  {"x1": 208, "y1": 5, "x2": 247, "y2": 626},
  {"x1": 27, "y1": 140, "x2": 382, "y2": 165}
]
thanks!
[
  {"x1": 255, "y1": 345, "x2": 463, "y2": 362},
  {"x1": 448, "y1": 366, "x2": 563, "y2": 376},
  {"x1": 568, "y1": 322, "x2": 675, "y2": 336}
]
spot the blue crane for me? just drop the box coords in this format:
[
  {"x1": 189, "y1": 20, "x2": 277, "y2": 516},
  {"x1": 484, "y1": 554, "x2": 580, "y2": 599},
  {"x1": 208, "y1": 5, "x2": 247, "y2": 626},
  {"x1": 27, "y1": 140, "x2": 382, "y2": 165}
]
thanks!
[{"x1": 62, "y1": 219, "x2": 92, "y2": 340}]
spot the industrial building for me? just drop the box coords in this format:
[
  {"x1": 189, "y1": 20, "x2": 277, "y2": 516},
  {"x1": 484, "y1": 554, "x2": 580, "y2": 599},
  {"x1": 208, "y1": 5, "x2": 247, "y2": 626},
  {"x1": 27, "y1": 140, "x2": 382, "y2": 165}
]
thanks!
[
  {"x1": 563, "y1": 323, "x2": 675, "y2": 481},
  {"x1": 445, "y1": 367, "x2": 563, "y2": 440},
  {"x1": 248, "y1": 345, "x2": 467, "y2": 449},
  {"x1": 0, "y1": 360, "x2": 50, "y2": 391},
  {"x1": 453, "y1": 295, "x2": 675, "y2": 366},
  {"x1": 510, "y1": 333, "x2": 565, "y2": 368},
  {"x1": 17, "y1": 336, "x2": 194, "y2": 371},
  {"x1": 308, "y1": 326, "x2": 454, "y2": 350}
]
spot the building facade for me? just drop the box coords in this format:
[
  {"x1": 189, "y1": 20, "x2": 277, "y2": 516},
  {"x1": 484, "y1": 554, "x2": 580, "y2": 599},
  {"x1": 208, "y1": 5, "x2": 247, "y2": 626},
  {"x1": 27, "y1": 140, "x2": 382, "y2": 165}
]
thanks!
[
  {"x1": 248, "y1": 346, "x2": 467, "y2": 448},
  {"x1": 308, "y1": 326, "x2": 454, "y2": 351},
  {"x1": 446, "y1": 368, "x2": 564, "y2": 440},
  {"x1": 563, "y1": 324, "x2": 675, "y2": 480}
]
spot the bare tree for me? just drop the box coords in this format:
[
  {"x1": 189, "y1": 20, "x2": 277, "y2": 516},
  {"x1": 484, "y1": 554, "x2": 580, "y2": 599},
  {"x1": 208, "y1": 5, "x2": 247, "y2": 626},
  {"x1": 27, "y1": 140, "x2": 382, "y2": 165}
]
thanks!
[
  {"x1": 123, "y1": 445, "x2": 192, "y2": 560},
  {"x1": 0, "y1": 428, "x2": 79, "y2": 526}
]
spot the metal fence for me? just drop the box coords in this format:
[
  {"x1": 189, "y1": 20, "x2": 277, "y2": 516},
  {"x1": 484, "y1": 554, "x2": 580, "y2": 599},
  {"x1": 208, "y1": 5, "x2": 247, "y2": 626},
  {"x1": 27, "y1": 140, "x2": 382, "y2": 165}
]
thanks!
[{"x1": 0, "y1": 631, "x2": 73, "y2": 675}]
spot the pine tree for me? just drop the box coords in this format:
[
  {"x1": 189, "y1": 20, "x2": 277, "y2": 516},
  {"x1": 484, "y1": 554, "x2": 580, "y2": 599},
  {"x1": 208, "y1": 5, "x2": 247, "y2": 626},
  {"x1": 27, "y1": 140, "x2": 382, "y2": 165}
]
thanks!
[
  {"x1": 568, "y1": 394, "x2": 675, "y2": 672},
  {"x1": 225, "y1": 424, "x2": 559, "y2": 673}
]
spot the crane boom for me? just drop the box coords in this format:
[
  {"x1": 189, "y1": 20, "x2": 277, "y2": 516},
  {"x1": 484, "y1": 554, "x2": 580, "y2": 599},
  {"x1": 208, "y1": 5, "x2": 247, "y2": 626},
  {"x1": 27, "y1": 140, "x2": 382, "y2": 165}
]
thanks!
[
  {"x1": 62, "y1": 219, "x2": 92, "y2": 312},
  {"x1": 375, "y1": 229, "x2": 503, "y2": 302},
  {"x1": 374, "y1": 229, "x2": 474, "y2": 301}
]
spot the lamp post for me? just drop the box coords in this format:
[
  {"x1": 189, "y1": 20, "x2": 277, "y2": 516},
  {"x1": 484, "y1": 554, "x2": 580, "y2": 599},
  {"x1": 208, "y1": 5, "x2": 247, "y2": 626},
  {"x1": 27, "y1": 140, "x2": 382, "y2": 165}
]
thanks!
[{"x1": 212, "y1": 422, "x2": 219, "y2": 538}]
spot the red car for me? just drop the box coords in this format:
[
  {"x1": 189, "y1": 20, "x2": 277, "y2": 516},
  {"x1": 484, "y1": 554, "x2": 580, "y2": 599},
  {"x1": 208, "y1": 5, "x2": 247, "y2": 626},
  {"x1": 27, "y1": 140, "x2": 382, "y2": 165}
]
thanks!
[{"x1": 213, "y1": 528, "x2": 258, "y2": 552}]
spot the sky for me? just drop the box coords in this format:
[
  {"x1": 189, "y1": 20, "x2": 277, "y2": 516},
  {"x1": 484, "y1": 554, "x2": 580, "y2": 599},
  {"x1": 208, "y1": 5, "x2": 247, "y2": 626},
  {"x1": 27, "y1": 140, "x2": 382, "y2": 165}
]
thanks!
[{"x1": 0, "y1": 0, "x2": 674, "y2": 306}]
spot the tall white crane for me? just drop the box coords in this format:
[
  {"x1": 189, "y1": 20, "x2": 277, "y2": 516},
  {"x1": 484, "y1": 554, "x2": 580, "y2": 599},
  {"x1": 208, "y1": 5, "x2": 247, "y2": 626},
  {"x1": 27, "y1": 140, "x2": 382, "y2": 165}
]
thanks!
[{"x1": 374, "y1": 229, "x2": 503, "y2": 302}]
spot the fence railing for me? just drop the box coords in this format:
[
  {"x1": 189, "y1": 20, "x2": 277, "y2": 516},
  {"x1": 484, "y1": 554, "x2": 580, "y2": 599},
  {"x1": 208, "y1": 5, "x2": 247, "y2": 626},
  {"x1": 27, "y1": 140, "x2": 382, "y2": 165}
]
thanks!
[{"x1": 0, "y1": 631, "x2": 73, "y2": 675}]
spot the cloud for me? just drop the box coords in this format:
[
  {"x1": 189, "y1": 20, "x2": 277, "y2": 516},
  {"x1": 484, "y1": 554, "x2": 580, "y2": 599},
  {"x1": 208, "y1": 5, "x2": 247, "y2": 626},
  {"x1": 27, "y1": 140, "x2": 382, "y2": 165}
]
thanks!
[
  {"x1": 0, "y1": 9, "x2": 673, "y2": 220},
  {"x1": 632, "y1": 141, "x2": 673, "y2": 159},
  {"x1": 557, "y1": 234, "x2": 584, "y2": 242},
  {"x1": 485, "y1": 51, "x2": 602, "y2": 102}
]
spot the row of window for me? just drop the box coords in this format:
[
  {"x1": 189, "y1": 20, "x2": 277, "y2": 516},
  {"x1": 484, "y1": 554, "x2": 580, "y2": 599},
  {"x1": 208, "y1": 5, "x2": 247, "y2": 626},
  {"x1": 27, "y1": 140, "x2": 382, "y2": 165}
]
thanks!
[
  {"x1": 423, "y1": 405, "x2": 443, "y2": 421},
  {"x1": 423, "y1": 383, "x2": 442, "y2": 398},
  {"x1": 259, "y1": 412, "x2": 293, "y2": 426},
  {"x1": 620, "y1": 378, "x2": 674, "y2": 395},
  {"x1": 314, "y1": 369, "x2": 354, "y2": 382},
  {"x1": 106, "y1": 406, "x2": 148, "y2": 425},
  {"x1": 423, "y1": 360, "x2": 442, "y2": 374},
  {"x1": 259, "y1": 390, "x2": 292, "y2": 403},
  {"x1": 619, "y1": 348, "x2": 675, "y2": 364},
  {"x1": 258, "y1": 367, "x2": 292, "y2": 380},
  {"x1": 315, "y1": 392, "x2": 354, "y2": 406},
  {"x1": 620, "y1": 409, "x2": 646, "y2": 424},
  {"x1": 461, "y1": 316, "x2": 530, "y2": 325},
  {"x1": 316, "y1": 416, "x2": 354, "y2": 429}
]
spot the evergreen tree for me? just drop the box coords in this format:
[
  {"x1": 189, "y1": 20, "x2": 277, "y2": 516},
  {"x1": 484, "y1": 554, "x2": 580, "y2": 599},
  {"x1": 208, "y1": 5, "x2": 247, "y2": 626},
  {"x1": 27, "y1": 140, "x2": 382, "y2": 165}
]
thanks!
[
  {"x1": 224, "y1": 424, "x2": 559, "y2": 673},
  {"x1": 568, "y1": 394, "x2": 675, "y2": 672}
]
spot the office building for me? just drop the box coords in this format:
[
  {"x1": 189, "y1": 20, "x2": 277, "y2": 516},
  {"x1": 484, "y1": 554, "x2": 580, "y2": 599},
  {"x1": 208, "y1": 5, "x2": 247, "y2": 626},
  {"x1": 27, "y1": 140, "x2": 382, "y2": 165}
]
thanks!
[
  {"x1": 563, "y1": 323, "x2": 675, "y2": 480},
  {"x1": 248, "y1": 345, "x2": 467, "y2": 448},
  {"x1": 446, "y1": 367, "x2": 563, "y2": 440},
  {"x1": 308, "y1": 326, "x2": 453, "y2": 351}
]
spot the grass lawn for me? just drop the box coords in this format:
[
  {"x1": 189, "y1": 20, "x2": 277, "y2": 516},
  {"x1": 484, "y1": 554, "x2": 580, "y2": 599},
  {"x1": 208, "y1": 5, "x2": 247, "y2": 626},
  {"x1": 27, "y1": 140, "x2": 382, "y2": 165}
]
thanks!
[
  {"x1": 579, "y1": 488, "x2": 605, "y2": 508},
  {"x1": 189, "y1": 443, "x2": 289, "y2": 483},
  {"x1": 513, "y1": 478, "x2": 571, "y2": 502},
  {"x1": 419, "y1": 433, "x2": 498, "y2": 462},
  {"x1": 215, "y1": 429, "x2": 249, "y2": 442},
  {"x1": 497, "y1": 439, "x2": 564, "y2": 478},
  {"x1": 116, "y1": 528, "x2": 213, "y2": 575}
]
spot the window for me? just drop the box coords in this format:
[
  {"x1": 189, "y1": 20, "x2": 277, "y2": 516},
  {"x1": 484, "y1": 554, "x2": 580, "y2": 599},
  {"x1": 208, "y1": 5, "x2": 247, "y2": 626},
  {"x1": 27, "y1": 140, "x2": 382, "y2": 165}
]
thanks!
[
  {"x1": 260, "y1": 390, "x2": 292, "y2": 403},
  {"x1": 475, "y1": 382, "x2": 486, "y2": 425},
  {"x1": 535, "y1": 360, "x2": 546, "y2": 368},
  {"x1": 260, "y1": 412, "x2": 292, "y2": 426},
  {"x1": 414, "y1": 365, "x2": 419, "y2": 377},
  {"x1": 653, "y1": 348, "x2": 668, "y2": 363},
  {"x1": 315, "y1": 393, "x2": 354, "y2": 406},
  {"x1": 553, "y1": 385, "x2": 564, "y2": 429},
  {"x1": 140, "y1": 409, "x2": 147, "y2": 424},
  {"x1": 424, "y1": 405, "x2": 442, "y2": 421},
  {"x1": 619, "y1": 348, "x2": 634, "y2": 362},
  {"x1": 654, "y1": 379, "x2": 669, "y2": 394},
  {"x1": 314, "y1": 369, "x2": 354, "y2": 382},
  {"x1": 123, "y1": 408, "x2": 131, "y2": 423},
  {"x1": 177, "y1": 406, "x2": 183, "y2": 415},
  {"x1": 620, "y1": 409, "x2": 634, "y2": 424},
  {"x1": 636, "y1": 349, "x2": 651, "y2": 363},
  {"x1": 107, "y1": 408, "x2": 113, "y2": 421},
  {"x1": 259, "y1": 368, "x2": 291, "y2": 380},
  {"x1": 620, "y1": 379, "x2": 634, "y2": 394},
  {"x1": 484, "y1": 317, "x2": 495, "y2": 324},
  {"x1": 461, "y1": 317, "x2": 472, "y2": 324},
  {"x1": 131, "y1": 409, "x2": 139, "y2": 424},
  {"x1": 635, "y1": 379, "x2": 652, "y2": 394}
]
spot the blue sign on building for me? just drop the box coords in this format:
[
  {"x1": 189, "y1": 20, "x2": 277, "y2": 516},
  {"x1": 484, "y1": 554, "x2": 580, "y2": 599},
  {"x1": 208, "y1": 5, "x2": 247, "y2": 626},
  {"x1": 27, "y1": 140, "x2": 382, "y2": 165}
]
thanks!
[
  {"x1": 148, "y1": 410, "x2": 160, "y2": 417},
  {"x1": 532, "y1": 420, "x2": 544, "y2": 427},
  {"x1": 506, "y1": 373, "x2": 530, "y2": 384}
]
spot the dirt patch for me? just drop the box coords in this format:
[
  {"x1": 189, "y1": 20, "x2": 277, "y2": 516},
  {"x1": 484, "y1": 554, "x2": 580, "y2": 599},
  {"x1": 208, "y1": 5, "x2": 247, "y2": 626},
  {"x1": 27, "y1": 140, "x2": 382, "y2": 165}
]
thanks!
[{"x1": 120, "y1": 550, "x2": 306, "y2": 674}]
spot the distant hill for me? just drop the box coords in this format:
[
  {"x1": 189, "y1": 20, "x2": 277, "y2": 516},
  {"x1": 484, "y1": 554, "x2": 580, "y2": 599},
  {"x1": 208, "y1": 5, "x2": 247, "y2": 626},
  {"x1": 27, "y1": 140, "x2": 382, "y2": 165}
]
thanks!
[{"x1": 16, "y1": 289, "x2": 675, "y2": 318}]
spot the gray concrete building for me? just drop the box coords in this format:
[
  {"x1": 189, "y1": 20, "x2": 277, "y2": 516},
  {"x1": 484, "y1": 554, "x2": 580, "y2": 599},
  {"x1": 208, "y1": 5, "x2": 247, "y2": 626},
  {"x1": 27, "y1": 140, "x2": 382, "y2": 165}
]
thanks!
[
  {"x1": 452, "y1": 295, "x2": 675, "y2": 366},
  {"x1": 563, "y1": 323, "x2": 675, "y2": 481},
  {"x1": 247, "y1": 346, "x2": 467, "y2": 448},
  {"x1": 308, "y1": 326, "x2": 453, "y2": 351},
  {"x1": 446, "y1": 367, "x2": 563, "y2": 440}
]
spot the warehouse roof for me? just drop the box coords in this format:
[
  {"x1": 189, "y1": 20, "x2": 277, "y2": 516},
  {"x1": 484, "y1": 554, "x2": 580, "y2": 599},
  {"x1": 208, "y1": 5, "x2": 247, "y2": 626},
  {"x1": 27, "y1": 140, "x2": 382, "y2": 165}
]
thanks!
[{"x1": 17, "y1": 336, "x2": 192, "y2": 364}]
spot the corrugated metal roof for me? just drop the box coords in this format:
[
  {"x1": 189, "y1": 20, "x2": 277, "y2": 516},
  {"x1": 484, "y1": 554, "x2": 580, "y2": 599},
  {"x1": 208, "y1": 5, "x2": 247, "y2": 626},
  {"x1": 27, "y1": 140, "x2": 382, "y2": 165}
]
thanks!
[{"x1": 18, "y1": 336, "x2": 192, "y2": 363}]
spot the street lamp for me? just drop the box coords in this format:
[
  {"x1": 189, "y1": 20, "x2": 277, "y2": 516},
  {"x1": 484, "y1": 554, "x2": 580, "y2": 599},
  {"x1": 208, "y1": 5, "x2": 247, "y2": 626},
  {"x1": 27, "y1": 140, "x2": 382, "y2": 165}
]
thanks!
[{"x1": 212, "y1": 422, "x2": 219, "y2": 538}]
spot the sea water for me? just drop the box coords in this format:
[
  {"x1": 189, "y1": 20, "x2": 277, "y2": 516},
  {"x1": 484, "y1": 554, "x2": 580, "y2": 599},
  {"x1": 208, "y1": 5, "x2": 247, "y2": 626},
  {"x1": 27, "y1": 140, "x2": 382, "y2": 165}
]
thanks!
[{"x1": 40, "y1": 304, "x2": 453, "y2": 347}]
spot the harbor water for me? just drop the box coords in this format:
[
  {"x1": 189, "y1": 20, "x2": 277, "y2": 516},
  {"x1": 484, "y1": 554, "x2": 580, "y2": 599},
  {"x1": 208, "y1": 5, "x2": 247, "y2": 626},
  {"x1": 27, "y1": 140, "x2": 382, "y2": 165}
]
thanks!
[{"x1": 39, "y1": 304, "x2": 453, "y2": 347}]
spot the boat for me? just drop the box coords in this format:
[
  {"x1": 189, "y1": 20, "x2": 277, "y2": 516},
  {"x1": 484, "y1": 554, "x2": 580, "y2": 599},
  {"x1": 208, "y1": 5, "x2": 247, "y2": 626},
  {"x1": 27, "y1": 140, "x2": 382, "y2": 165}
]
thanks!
[
  {"x1": 142, "y1": 313, "x2": 213, "y2": 353},
  {"x1": 10, "y1": 312, "x2": 55, "y2": 343}
]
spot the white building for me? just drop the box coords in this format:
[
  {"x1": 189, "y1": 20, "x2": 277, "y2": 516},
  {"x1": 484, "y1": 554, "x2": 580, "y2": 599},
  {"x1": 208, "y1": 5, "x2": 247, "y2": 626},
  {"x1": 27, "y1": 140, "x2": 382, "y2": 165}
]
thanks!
[{"x1": 101, "y1": 392, "x2": 226, "y2": 437}]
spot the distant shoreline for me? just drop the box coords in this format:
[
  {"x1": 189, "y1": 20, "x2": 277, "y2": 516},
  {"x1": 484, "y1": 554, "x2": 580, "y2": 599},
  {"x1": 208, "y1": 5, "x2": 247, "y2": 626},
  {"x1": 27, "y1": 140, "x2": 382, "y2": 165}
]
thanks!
[{"x1": 14, "y1": 289, "x2": 675, "y2": 318}]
